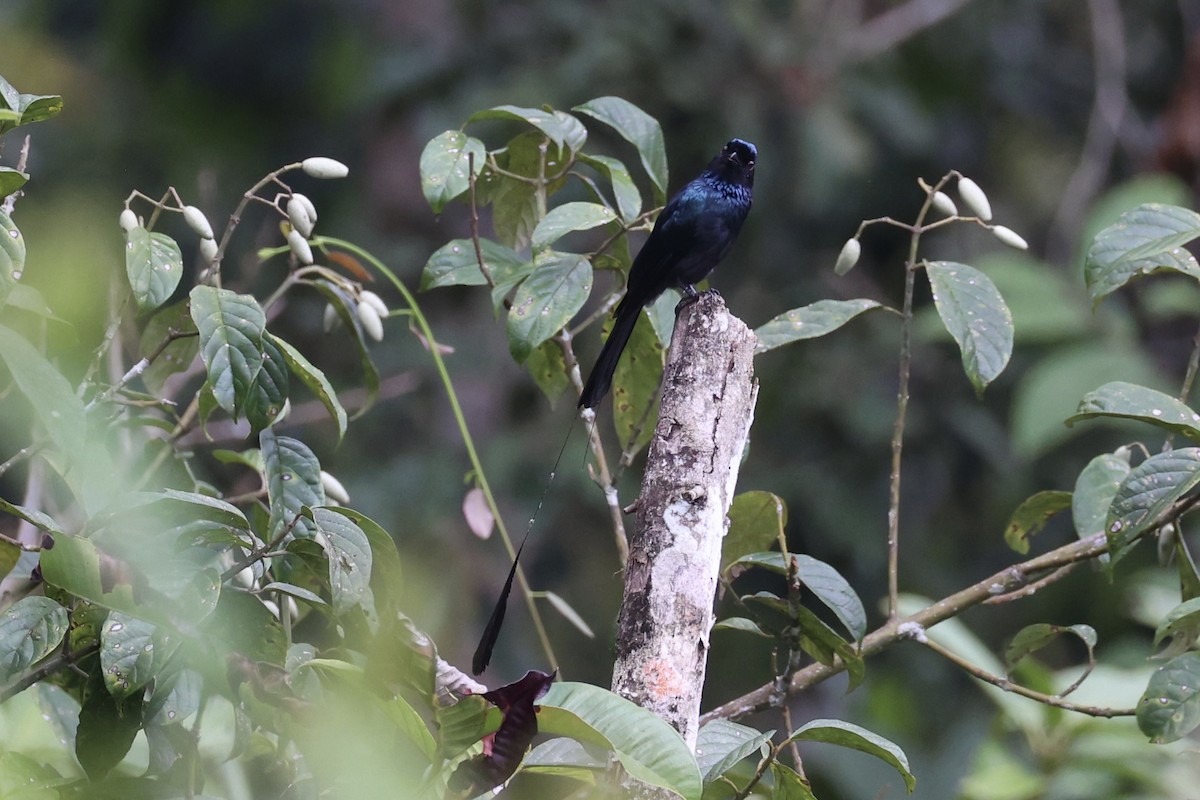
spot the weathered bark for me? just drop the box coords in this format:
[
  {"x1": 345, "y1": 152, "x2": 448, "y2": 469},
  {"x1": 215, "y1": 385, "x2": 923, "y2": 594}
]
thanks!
[{"x1": 610, "y1": 291, "x2": 758, "y2": 791}]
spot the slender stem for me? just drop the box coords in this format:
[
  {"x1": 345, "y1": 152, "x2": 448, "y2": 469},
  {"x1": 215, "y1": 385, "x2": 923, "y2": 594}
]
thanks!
[
  {"x1": 210, "y1": 162, "x2": 304, "y2": 288},
  {"x1": 922, "y1": 638, "x2": 1134, "y2": 717},
  {"x1": 982, "y1": 564, "x2": 1077, "y2": 604},
  {"x1": 0, "y1": 640, "x2": 101, "y2": 703},
  {"x1": 886, "y1": 245, "x2": 917, "y2": 621},
  {"x1": 313, "y1": 237, "x2": 559, "y2": 672}
]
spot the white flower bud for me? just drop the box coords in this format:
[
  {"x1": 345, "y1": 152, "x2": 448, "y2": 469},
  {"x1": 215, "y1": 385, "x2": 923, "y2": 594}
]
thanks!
[
  {"x1": 358, "y1": 290, "x2": 389, "y2": 318},
  {"x1": 957, "y1": 177, "x2": 992, "y2": 221},
  {"x1": 991, "y1": 225, "x2": 1028, "y2": 250},
  {"x1": 286, "y1": 195, "x2": 315, "y2": 237},
  {"x1": 320, "y1": 470, "x2": 351, "y2": 504},
  {"x1": 931, "y1": 191, "x2": 957, "y2": 217},
  {"x1": 119, "y1": 208, "x2": 139, "y2": 233},
  {"x1": 287, "y1": 229, "x2": 314, "y2": 265},
  {"x1": 834, "y1": 238, "x2": 861, "y2": 276},
  {"x1": 356, "y1": 300, "x2": 384, "y2": 342},
  {"x1": 199, "y1": 236, "x2": 219, "y2": 265},
  {"x1": 292, "y1": 193, "x2": 317, "y2": 224},
  {"x1": 1113, "y1": 445, "x2": 1131, "y2": 463},
  {"x1": 323, "y1": 303, "x2": 340, "y2": 333},
  {"x1": 301, "y1": 157, "x2": 349, "y2": 179},
  {"x1": 182, "y1": 205, "x2": 215, "y2": 240}
]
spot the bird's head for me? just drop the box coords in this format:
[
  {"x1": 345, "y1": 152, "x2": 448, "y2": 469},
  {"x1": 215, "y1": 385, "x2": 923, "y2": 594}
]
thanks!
[{"x1": 710, "y1": 139, "x2": 756, "y2": 187}]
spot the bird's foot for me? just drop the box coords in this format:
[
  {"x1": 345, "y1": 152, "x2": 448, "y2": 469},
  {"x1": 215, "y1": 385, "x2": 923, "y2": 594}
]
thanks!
[{"x1": 674, "y1": 285, "x2": 720, "y2": 315}]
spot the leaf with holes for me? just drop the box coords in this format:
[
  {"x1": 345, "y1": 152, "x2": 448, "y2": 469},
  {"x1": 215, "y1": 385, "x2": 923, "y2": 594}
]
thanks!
[
  {"x1": 754, "y1": 299, "x2": 886, "y2": 354},
  {"x1": 421, "y1": 237, "x2": 525, "y2": 291},
  {"x1": 1068, "y1": 382, "x2": 1200, "y2": 441},
  {"x1": 1107, "y1": 448, "x2": 1200, "y2": 569},
  {"x1": 261, "y1": 428, "x2": 324, "y2": 540},
  {"x1": 0, "y1": 596, "x2": 69, "y2": 681},
  {"x1": 574, "y1": 97, "x2": 668, "y2": 203},
  {"x1": 531, "y1": 202, "x2": 616, "y2": 251},
  {"x1": 1153, "y1": 597, "x2": 1200, "y2": 655},
  {"x1": 100, "y1": 612, "x2": 165, "y2": 702},
  {"x1": 1073, "y1": 451, "x2": 1131, "y2": 541},
  {"x1": 925, "y1": 261, "x2": 1013, "y2": 395},
  {"x1": 190, "y1": 286, "x2": 267, "y2": 419},
  {"x1": 419, "y1": 131, "x2": 486, "y2": 214},
  {"x1": 1003, "y1": 490, "x2": 1073, "y2": 554},
  {"x1": 506, "y1": 250, "x2": 591, "y2": 363},
  {"x1": 308, "y1": 507, "x2": 372, "y2": 614},
  {"x1": 784, "y1": 719, "x2": 915, "y2": 793},
  {"x1": 1085, "y1": 203, "x2": 1200, "y2": 304},
  {"x1": 1137, "y1": 652, "x2": 1200, "y2": 743},
  {"x1": 125, "y1": 228, "x2": 183, "y2": 311},
  {"x1": 0, "y1": 210, "x2": 25, "y2": 308},
  {"x1": 0, "y1": 166, "x2": 27, "y2": 200}
]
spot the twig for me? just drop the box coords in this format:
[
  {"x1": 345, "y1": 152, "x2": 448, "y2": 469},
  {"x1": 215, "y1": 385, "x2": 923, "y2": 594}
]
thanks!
[
  {"x1": 843, "y1": 0, "x2": 974, "y2": 61},
  {"x1": 467, "y1": 152, "x2": 496, "y2": 289},
  {"x1": 921, "y1": 638, "x2": 1135, "y2": 717},
  {"x1": 0, "y1": 640, "x2": 100, "y2": 704},
  {"x1": 220, "y1": 513, "x2": 303, "y2": 582},
  {"x1": 982, "y1": 564, "x2": 1076, "y2": 604}
]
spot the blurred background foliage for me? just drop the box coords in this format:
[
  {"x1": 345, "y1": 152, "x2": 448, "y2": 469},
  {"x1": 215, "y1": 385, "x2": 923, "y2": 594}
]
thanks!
[{"x1": 3, "y1": 0, "x2": 1200, "y2": 796}]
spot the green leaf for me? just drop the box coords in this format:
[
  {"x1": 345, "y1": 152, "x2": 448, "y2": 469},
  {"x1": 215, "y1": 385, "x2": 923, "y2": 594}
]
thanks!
[
  {"x1": 242, "y1": 333, "x2": 289, "y2": 433},
  {"x1": 260, "y1": 428, "x2": 324, "y2": 540},
  {"x1": 0, "y1": 596, "x2": 69, "y2": 681},
  {"x1": 785, "y1": 719, "x2": 916, "y2": 793},
  {"x1": 1068, "y1": 381, "x2": 1200, "y2": 440},
  {"x1": 0, "y1": 210, "x2": 24, "y2": 308},
  {"x1": 190, "y1": 286, "x2": 267, "y2": 420},
  {"x1": 309, "y1": 506, "x2": 372, "y2": 614},
  {"x1": 1072, "y1": 451, "x2": 1131, "y2": 541},
  {"x1": 538, "y1": 681, "x2": 702, "y2": 800},
  {"x1": 712, "y1": 616, "x2": 769, "y2": 636},
  {"x1": 419, "y1": 130, "x2": 486, "y2": 214},
  {"x1": 0, "y1": 323, "x2": 87, "y2": 476},
  {"x1": 0, "y1": 166, "x2": 28, "y2": 199},
  {"x1": 16, "y1": 93, "x2": 63, "y2": 126},
  {"x1": 146, "y1": 668, "x2": 202, "y2": 726},
  {"x1": 579, "y1": 153, "x2": 642, "y2": 222},
  {"x1": 506, "y1": 250, "x2": 592, "y2": 363},
  {"x1": 694, "y1": 719, "x2": 773, "y2": 785},
  {"x1": 75, "y1": 687, "x2": 142, "y2": 780},
  {"x1": 611, "y1": 309, "x2": 664, "y2": 454},
  {"x1": 261, "y1": 581, "x2": 327, "y2": 605},
  {"x1": 1004, "y1": 623, "x2": 1097, "y2": 673},
  {"x1": 268, "y1": 333, "x2": 347, "y2": 441},
  {"x1": 1107, "y1": 448, "x2": 1200, "y2": 568},
  {"x1": 553, "y1": 110, "x2": 588, "y2": 153},
  {"x1": 731, "y1": 553, "x2": 866, "y2": 643},
  {"x1": 139, "y1": 300, "x2": 199, "y2": 395},
  {"x1": 0, "y1": 496, "x2": 64, "y2": 535},
  {"x1": 1153, "y1": 597, "x2": 1200, "y2": 650},
  {"x1": 125, "y1": 228, "x2": 183, "y2": 312},
  {"x1": 1003, "y1": 490, "x2": 1073, "y2": 554},
  {"x1": 771, "y1": 762, "x2": 818, "y2": 799},
  {"x1": 524, "y1": 338, "x2": 571, "y2": 405},
  {"x1": 100, "y1": 612, "x2": 165, "y2": 702},
  {"x1": 646, "y1": 289, "x2": 681, "y2": 347},
  {"x1": 795, "y1": 605, "x2": 865, "y2": 689},
  {"x1": 531, "y1": 202, "x2": 617, "y2": 251},
  {"x1": 924, "y1": 261, "x2": 1013, "y2": 395},
  {"x1": 420, "y1": 237, "x2": 524, "y2": 291},
  {"x1": 543, "y1": 591, "x2": 595, "y2": 639},
  {"x1": 468, "y1": 105, "x2": 568, "y2": 150},
  {"x1": 1085, "y1": 203, "x2": 1200, "y2": 304},
  {"x1": 754, "y1": 299, "x2": 886, "y2": 354},
  {"x1": 1137, "y1": 652, "x2": 1200, "y2": 743},
  {"x1": 309, "y1": 280, "x2": 379, "y2": 419},
  {"x1": 722, "y1": 491, "x2": 787, "y2": 573},
  {"x1": 574, "y1": 97, "x2": 668, "y2": 203}
]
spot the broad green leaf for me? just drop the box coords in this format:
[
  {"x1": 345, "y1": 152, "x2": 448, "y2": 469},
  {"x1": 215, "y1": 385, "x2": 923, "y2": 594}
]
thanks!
[
  {"x1": 0, "y1": 496, "x2": 64, "y2": 534},
  {"x1": 646, "y1": 288, "x2": 682, "y2": 347},
  {"x1": 309, "y1": 280, "x2": 379, "y2": 419},
  {"x1": 309, "y1": 506, "x2": 372, "y2": 614},
  {"x1": 553, "y1": 110, "x2": 588, "y2": 153},
  {"x1": 525, "y1": 338, "x2": 571, "y2": 404},
  {"x1": 0, "y1": 541, "x2": 17, "y2": 582},
  {"x1": 268, "y1": 333, "x2": 347, "y2": 441},
  {"x1": 419, "y1": 130, "x2": 486, "y2": 214},
  {"x1": 795, "y1": 605, "x2": 865, "y2": 689},
  {"x1": 712, "y1": 617, "x2": 768, "y2": 636},
  {"x1": 1085, "y1": 203, "x2": 1200, "y2": 304},
  {"x1": 695, "y1": 719, "x2": 773, "y2": 785},
  {"x1": 1072, "y1": 451, "x2": 1131, "y2": 541},
  {"x1": 125, "y1": 228, "x2": 183, "y2": 311},
  {"x1": 0, "y1": 210, "x2": 24, "y2": 307},
  {"x1": 468, "y1": 105, "x2": 568, "y2": 150},
  {"x1": 0, "y1": 596, "x2": 69, "y2": 681},
  {"x1": 522, "y1": 738, "x2": 605, "y2": 779},
  {"x1": 75, "y1": 688, "x2": 142, "y2": 780},
  {"x1": 436, "y1": 694, "x2": 494, "y2": 760},
  {"x1": 242, "y1": 333, "x2": 289, "y2": 433},
  {"x1": 261, "y1": 581, "x2": 327, "y2": 605},
  {"x1": 506, "y1": 250, "x2": 592, "y2": 363},
  {"x1": 1068, "y1": 381, "x2": 1200, "y2": 440},
  {"x1": 531, "y1": 202, "x2": 616, "y2": 250},
  {"x1": 611, "y1": 309, "x2": 664, "y2": 454},
  {"x1": 146, "y1": 668, "x2": 202, "y2": 726},
  {"x1": 1004, "y1": 623, "x2": 1097, "y2": 674},
  {"x1": 732, "y1": 553, "x2": 866, "y2": 643},
  {"x1": 1003, "y1": 490, "x2": 1073, "y2": 554},
  {"x1": 37, "y1": 684, "x2": 81, "y2": 754},
  {"x1": 492, "y1": 180, "x2": 539, "y2": 252},
  {"x1": 0, "y1": 323, "x2": 87, "y2": 475},
  {"x1": 420, "y1": 237, "x2": 524, "y2": 291},
  {"x1": 15, "y1": 93, "x2": 63, "y2": 126},
  {"x1": 1106, "y1": 448, "x2": 1200, "y2": 567},
  {"x1": 0, "y1": 166, "x2": 27, "y2": 199},
  {"x1": 139, "y1": 300, "x2": 199, "y2": 395},
  {"x1": 574, "y1": 97, "x2": 668, "y2": 202},
  {"x1": 785, "y1": 719, "x2": 915, "y2": 793},
  {"x1": 1137, "y1": 652, "x2": 1200, "y2": 743},
  {"x1": 539, "y1": 681, "x2": 703, "y2": 800},
  {"x1": 1153, "y1": 597, "x2": 1200, "y2": 650},
  {"x1": 754, "y1": 299, "x2": 886, "y2": 354},
  {"x1": 156, "y1": 488, "x2": 249, "y2": 529},
  {"x1": 318, "y1": 507, "x2": 401, "y2": 615},
  {"x1": 772, "y1": 762, "x2": 818, "y2": 799},
  {"x1": 543, "y1": 591, "x2": 595, "y2": 639},
  {"x1": 722, "y1": 491, "x2": 787, "y2": 573},
  {"x1": 579, "y1": 153, "x2": 642, "y2": 222},
  {"x1": 925, "y1": 261, "x2": 1013, "y2": 395},
  {"x1": 190, "y1": 286, "x2": 267, "y2": 419},
  {"x1": 260, "y1": 428, "x2": 324, "y2": 540},
  {"x1": 100, "y1": 612, "x2": 164, "y2": 701}
]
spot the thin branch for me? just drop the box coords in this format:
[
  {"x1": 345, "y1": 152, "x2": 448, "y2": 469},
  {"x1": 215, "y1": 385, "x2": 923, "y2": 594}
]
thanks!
[
  {"x1": 0, "y1": 640, "x2": 100, "y2": 704},
  {"x1": 982, "y1": 563, "x2": 1076, "y2": 605},
  {"x1": 921, "y1": 638, "x2": 1135, "y2": 717},
  {"x1": 843, "y1": 0, "x2": 974, "y2": 62},
  {"x1": 220, "y1": 513, "x2": 302, "y2": 582}
]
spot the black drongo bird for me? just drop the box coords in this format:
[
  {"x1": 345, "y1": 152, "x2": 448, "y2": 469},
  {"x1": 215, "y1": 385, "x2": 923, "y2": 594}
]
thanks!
[{"x1": 578, "y1": 138, "x2": 756, "y2": 409}]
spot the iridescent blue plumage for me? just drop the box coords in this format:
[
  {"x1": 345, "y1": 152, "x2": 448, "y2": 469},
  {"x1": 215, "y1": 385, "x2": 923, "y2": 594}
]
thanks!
[{"x1": 579, "y1": 138, "x2": 756, "y2": 408}]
